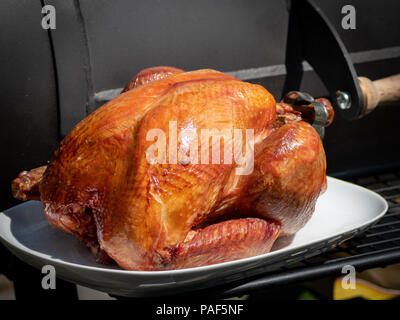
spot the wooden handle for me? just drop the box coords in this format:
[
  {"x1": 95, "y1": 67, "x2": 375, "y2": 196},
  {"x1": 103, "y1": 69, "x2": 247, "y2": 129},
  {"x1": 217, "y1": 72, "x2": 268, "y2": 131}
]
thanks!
[{"x1": 358, "y1": 74, "x2": 400, "y2": 116}]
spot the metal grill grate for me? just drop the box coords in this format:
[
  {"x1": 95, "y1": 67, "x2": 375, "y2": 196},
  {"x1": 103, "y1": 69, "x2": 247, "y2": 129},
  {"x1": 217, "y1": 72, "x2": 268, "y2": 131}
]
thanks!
[
  {"x1": 163, "y1": 168, "x2": 400, "y2": 299},
  {"x1": 284, "y1": 171, "x2": 400, "y2": 267},
  {"x1": 329, "y1": 172, "x2": 400, "y2": 258}
]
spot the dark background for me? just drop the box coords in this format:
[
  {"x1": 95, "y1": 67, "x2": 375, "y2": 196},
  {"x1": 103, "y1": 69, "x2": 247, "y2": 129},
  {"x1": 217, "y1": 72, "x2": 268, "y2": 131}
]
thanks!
[{"x1": 1, "y1": 0, "x2": 400, "y2": 212}]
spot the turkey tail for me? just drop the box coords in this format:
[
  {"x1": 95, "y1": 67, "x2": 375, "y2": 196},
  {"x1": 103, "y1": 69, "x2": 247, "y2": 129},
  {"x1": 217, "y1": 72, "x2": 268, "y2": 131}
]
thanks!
[{"x1": 11, "y1": 165, "x2": 47, "y2": 201}]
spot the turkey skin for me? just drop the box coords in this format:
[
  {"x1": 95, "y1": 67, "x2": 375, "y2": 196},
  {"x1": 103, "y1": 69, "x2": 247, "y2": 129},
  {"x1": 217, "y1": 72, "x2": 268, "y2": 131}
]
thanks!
[{"x1": 12, "y1": 67, "x2": 327, "y2": 270}]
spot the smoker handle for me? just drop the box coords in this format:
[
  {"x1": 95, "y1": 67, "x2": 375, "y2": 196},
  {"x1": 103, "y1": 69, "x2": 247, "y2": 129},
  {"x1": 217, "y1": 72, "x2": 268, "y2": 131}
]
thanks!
[{"x1": 358, "y1": 74, "x2": 400, "y2": 117}]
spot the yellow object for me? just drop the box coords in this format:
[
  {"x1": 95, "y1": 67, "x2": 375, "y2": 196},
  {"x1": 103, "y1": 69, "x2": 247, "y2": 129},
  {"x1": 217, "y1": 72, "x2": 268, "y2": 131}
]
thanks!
[{"x1": 334, "y1": 277, "x2": 400, "y2": 300}]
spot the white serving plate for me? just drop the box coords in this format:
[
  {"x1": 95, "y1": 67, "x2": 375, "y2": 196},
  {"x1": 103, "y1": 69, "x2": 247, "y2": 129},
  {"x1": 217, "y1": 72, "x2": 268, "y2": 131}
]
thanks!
[{"x1": 0, "y1": 177, "x2": 388, "y2": 297}]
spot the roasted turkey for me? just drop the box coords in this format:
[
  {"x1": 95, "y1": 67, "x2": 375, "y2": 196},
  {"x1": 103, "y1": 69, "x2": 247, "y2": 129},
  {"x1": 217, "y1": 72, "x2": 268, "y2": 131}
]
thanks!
[{"x1": 12, "y1": 67, "x2": 330, "y2": 270}]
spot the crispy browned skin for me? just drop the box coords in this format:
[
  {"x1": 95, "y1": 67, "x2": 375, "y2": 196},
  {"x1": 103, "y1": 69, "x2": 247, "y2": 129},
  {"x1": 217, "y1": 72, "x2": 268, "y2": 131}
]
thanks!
[
  {"x1": 121, "y1": 66, "x2": 184, "y2": 93},
  {"x1": 169, "y1": 218, "x2": 280, "y2": 269},
  {"x1": 12, "y1": 67, "x2": 326, "y2": 270},
  {"x1": 238, "y1": 121, "x2": 326, "y2": 236}
]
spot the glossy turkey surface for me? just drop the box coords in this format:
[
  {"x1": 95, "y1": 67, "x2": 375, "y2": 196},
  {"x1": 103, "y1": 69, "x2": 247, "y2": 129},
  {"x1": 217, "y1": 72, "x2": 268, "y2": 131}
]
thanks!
[{"x1": 12, "y1": 68, "x2": 326, "y2": 270}]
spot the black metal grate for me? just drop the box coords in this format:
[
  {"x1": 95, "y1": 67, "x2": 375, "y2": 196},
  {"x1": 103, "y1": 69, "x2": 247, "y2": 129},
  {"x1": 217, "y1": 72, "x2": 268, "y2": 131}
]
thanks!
[
  {"x1": 161, "y1": 168, "x2": 400, "y2": 299},
  {"x1": 293, "y1": 171, "x2": 400, "y2": 267}
]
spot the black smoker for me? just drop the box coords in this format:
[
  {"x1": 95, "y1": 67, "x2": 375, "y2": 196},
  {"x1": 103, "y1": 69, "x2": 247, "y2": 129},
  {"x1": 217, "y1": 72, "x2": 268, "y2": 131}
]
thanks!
[{"x1": 0, "y1": 0, "x2": 400, "y2": 299}]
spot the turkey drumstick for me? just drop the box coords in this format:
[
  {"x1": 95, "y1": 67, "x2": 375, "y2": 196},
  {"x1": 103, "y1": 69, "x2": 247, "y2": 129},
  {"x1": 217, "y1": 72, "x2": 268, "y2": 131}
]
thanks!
[{"x1": 12, "y1": 165, "x2": 47, "y2": 201}]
